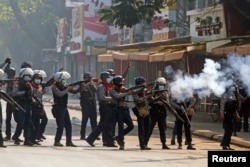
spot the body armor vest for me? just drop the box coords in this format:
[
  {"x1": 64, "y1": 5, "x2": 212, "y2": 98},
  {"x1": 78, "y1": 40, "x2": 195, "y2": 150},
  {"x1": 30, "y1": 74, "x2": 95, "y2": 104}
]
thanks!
[{"x1": 53, "y1": 85, "x2": 68, "y2": 107}]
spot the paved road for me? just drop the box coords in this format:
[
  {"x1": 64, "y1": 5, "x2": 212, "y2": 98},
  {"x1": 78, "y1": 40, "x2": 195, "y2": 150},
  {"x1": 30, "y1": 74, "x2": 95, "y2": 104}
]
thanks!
[
  {"x1": 0, "y1": 94, "x2": 249, "y2": 167},
  {"x1": 63, "y1": 94, "x2": 250, "y2": 149}
]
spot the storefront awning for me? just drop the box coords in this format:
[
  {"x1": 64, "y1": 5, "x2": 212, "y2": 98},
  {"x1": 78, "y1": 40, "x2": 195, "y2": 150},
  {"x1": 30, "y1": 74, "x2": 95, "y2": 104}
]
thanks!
[
  {"x1": 212, "y1": 45, "x2": 236, "y2": 55},
  {"x1": 148, "y1": 50, "x2": 186, "y2": 62},
  {"x1": 128, "y1": 47, "x2": 162, "y2": 61},
  {"x1": 97, "y1": 54, "x2": 113, "y2": 62},
  {"x1": 110, "y1": 49, "x2": 186, "y2": 62},
  {"x1": 163, "y1": 50, "x2": 186, "y2": 61},
  {"x1": 211, "y1": 42, "x2": 250, "y2": 55},
  {"x1": 236, "y1": 43, "x2": 250, "y2": 55},
  {"x1": 112, "y1": 51, "x2": 129, "y2": 60}
]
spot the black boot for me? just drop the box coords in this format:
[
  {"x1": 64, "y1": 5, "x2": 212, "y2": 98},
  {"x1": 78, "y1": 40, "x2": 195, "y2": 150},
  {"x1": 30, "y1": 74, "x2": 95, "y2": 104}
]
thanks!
[
  {"x1": 66, "y1": 142, "x2": 77, "y2": 147},
  {"x1": 0, "y1": 143, "x2": 7, "y2": 148},
  {"x1": 187, "y1": 144, "x2": 196, "y2": 150},
  {"x1": 162, "y1": 143, "x2": 170, "y2": 149},
  {"x1": 178, "y1": 143, "x2": 182, "y2": 149}
]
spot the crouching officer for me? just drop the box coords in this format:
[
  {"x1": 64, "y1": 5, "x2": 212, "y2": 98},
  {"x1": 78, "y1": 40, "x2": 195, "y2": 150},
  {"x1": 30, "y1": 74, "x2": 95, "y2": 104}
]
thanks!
[{"x1": 52, "y1": 71, "x2": 76, "y2": 147}]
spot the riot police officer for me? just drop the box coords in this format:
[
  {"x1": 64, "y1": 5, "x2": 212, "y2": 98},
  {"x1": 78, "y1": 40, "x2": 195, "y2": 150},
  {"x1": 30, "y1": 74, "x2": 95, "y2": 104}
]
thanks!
[
  {"x1": 170, "y1": 98, "x2": 196, "y2": 150},
  {"x1": 148, "y1": 77, "x2": 170, "y2": 149},
  {"x1": 220, "y1": 84, "x2": 241, "y2": 150},
  {"x1": 110, "y1": 75, "x2": 134, "y2": 150},
  {"x1": 86, "y1": 72, "x2": 116, "y2": 147},
  {"x1": 132, "y1": 77, "x2": 151, "y2": 150},
  {"x1": 52, "y1": 71, "x2": 76, "y2": 147},
  {"x1": 3, "y1": 67, "x2": 16, "y2": 141},
  {"x1": 78, "y1": 72, "x2": 97, "y2": 140},
  {"x1": 30, "y1": 70, "x2": 47, "y2": 145},
  {"x1": 12, "y1": 67, "x2": 34, "y2": 146}
]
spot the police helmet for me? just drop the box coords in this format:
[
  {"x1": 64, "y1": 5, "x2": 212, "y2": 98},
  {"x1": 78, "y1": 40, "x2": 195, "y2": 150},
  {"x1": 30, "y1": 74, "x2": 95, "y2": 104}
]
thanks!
[
  {"x1": 156, "y1": 77, "x2": 167, "y2": 85},
  {"x1": 135, "y1": 77, "x2": 146, "y2": 85},
  {"x1": 100, "y1": 72, "x2": 110, "y2": 80},
  {"x1": 54, "y1": 71, "x2": 71, "y2": 82},
  {"x1": 0, "y1": 69, "x2": 4, "y2": 77},
  {"x1": 21, "y1": 61, "x2": 32, "y2": 68},
  {"x1": 19, "y1": 68, "x2": 34, "y2": 78},
  {"x1": 112, "y1": 75, "x2": 123, "y2": 86},
  {"x1": 83, "y1": 72, "x2": 92, "y2": 80},
  {"x1": 107, "y1": 69, "x2": 115, "y2": 76},
  {"x1": 6, "y1": 67, "x2": 16, "y2": 77},
  {"x1": 33, "y1": 70, "x2": 47, "y2": 79}
]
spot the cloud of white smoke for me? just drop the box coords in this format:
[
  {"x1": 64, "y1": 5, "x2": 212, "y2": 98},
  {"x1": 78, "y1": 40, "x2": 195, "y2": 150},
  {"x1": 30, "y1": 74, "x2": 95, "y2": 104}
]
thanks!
[
  {"x1": 226, "y1": 54, "x2": 250, "y2": 95},
  {"x1": 165, "y1": 54, "x2": 250, "y2": 101}
]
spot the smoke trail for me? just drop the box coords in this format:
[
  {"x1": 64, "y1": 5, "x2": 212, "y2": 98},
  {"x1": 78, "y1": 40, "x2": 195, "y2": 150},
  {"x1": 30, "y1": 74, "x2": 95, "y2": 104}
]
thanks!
[{"x1": 165, "y1": 56, "x2": 241, "y2": 102}]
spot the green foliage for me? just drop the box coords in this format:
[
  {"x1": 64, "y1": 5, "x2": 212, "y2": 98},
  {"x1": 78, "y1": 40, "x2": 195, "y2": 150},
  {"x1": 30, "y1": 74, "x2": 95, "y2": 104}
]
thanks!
[
  {"x1": 0, "y1": 0, "x2": 67, "y2": 68},
  {"x1": 98, "y1": 0, "x2": 167, "y2": 28}
]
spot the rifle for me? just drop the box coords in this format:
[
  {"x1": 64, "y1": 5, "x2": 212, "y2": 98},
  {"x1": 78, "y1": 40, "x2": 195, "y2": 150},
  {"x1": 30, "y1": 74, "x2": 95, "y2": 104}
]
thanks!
[
  {"x1": 32, "y1": 94, "x2": 43, "y2": 108},
  {"x1": 122, "y1": 81, "x2": 156, "y2": 93},
  {"x1": 0, "y1": 79, "x2": 19, "y2": 83},
  {"x1": 68, "y1": 78, "x2": 98, "y2": 86},
  {"x1": 160, "y1": 99, "x2": 185, "y2": 123},
  {"x1": 0, "y1": 90, "x2": 26, "y2": 113},
  {"x1": 180, "y1": 105, "x2": 191, "y2": 126},
  {"x1": 42, "y1": 67, "x2": 64, "y2": 88},
  {"x1": 145, "y1": 89, "x2": 168, "y2": 95}
]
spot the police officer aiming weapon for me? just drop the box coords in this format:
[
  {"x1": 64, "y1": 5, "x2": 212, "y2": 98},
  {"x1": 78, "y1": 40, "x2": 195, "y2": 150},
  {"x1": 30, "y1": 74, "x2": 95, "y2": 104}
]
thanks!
[
  {"x1": 121, "y1": 81, "x2": 156, "y2": 93},
  {"x1": 68, "y1": 78, "x2": 98, "y2": 86},
  {"x1": 0, "y1": 79, "x2": 19, "y2": 83},
  {"x1": 41, "y1": 68, "x2": 64, "y2": 88},
  {"x1": 0, "y1": 91, "x2": 26, "y2": 113}
]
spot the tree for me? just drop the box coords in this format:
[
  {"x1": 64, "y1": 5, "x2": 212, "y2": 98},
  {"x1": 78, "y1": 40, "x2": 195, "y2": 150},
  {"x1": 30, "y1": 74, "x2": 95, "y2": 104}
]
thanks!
[
  {"x1": 0, "y1": 0, "x2": 69, "y2": 68},
  {"x1": 98, "y1": 0, "x2": 167, "y2": 29}
]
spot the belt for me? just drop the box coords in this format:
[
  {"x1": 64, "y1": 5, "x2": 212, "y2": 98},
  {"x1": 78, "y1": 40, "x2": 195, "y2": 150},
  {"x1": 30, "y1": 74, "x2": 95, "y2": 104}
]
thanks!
[
  {"x1": 117, "y1": 104, "x2": 128, "y2": 108},
  {"x1": 99, "y1": 101, "x2": 113, "y2": 105}
]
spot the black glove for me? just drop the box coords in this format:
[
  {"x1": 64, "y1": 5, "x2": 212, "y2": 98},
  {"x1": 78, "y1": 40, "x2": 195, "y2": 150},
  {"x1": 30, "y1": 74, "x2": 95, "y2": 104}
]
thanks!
[{"x1": 5, "y1": 58, "x2": 11, "y2": 64}]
